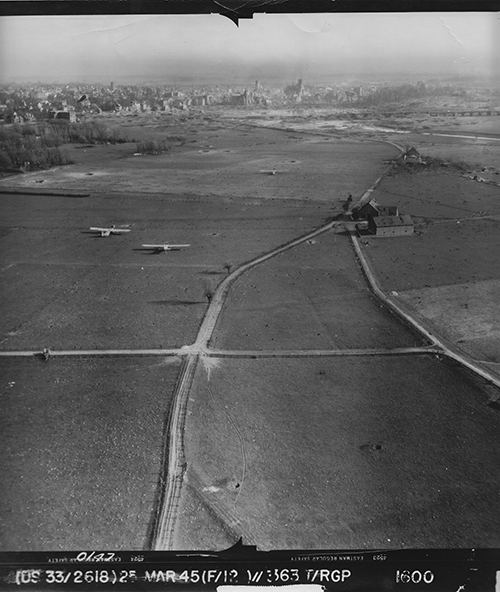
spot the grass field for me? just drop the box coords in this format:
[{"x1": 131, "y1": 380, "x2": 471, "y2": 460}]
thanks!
[
  {"x1": 0, "y1": 263, "x2": 208, "y2": 349},
  {"x1": 0, "y1": 356, "x2": 182, "y2": 550},
  {"x1": 362, "y1": 218, "x2": 500, "y2": 291},
  {"x1": 372, "y1": 167, "x2": 500, "y2": 220},
  {"x1": 0, "y1": 124, "x2": 395, "y2": 203},
  {"x1": 212, "y1": 231, "x2": 423, "y2": 350},
  {"x1": 398, "y1": 280, "x2": 500, "y2": 364},
  {"x1": 176, "y1": 354, "x2": 500, "y2": 550},
  {"x1": 360, "y1": 216, "x2": 500, "y2": 368},
  {"x1": 0, "y1": 192, "x2": 330, "y2": 350}
]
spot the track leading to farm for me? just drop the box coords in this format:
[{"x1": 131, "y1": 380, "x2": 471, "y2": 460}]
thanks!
[
  {"x1": 151, "y1": 218, "x2": 347, "y2": 550},
  {"x1": 153, "y1": 155, "x2": 500, "y2": 550}
]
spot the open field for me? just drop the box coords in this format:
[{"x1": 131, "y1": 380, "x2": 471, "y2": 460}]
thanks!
[
  {"x1": 372, "y1": 167, "x2": 500, "y2": 220},
  {"x1": 0, "y1": 355, "x2": 182, "y2": 550},
  {"x1": 360, "y1": 217, "x2": 500, "y2": 367},
  {"x1": 0, "y1": 263, "x2": 207, "y2": 350},
  {"x1": 0, "y1": 123, "x2": 396, "y2": 202},
  {"x1": 212, "y1": 231, "x2": 423, "y2": 350},
  {"x1": 398, "y1": 280, "x2": 500, "y2": 364},
  {"x1": 362, "y1": 218, "x2": 500, "y2": 291},
  {"x1": 176, "y1": 354, "x2": 500, "y2": 550},
  {"x1": 0, "y1": 192, "x2": 330, "y2": 350}
]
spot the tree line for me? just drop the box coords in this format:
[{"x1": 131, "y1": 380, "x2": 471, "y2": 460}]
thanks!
[
  {"x1": 0, "y1": 121, "x2": 132, "y2": 172},
  {"x1": 0, "y1": 121, "x2": 185, "y2": 172}
]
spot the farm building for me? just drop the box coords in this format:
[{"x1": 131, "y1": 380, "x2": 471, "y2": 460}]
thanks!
[
  {"x1": 352, "y1": 198, "x2": 399, "y2": 220},
  {"x1": 368, "y1": 214, "x2": 414, "y2": 237},
  {"x1": 401, "y1": 146, "x2": 424, "y2": 164},
  {"x1": 379, "y1": 205, "x2": 399, "y2": 216}
]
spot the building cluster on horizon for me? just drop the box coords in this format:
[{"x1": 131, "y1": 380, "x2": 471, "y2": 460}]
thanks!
[{"x1": 0, "y1": 79, "x2": 498, "y2": 123}]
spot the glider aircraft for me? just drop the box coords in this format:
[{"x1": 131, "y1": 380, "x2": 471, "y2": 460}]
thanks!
[{"x1": 89, "y1": 226, "x2": 131, "y2": 237}]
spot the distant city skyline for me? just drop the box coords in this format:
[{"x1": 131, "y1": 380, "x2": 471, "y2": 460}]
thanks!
[{"x1": 0, "y1": 13, "x2": 498, "y2": 84}]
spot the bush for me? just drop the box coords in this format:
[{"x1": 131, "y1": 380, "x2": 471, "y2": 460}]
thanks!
[{"x1": 135, "y1": 139, "x2": 170, "y2": 155}]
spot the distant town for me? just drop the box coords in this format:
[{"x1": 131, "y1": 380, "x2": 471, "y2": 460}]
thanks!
[{"x1": 1, "y1": 78, "x2": 499, "y2": 123}]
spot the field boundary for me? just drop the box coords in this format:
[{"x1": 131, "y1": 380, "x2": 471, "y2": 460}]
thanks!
[
  {"x1": 0, "y1": 346, "x2": 439, "y2": 358},
  {"x1": 350, "y1": 233, "x2": 500, "y2": 390},
  {"x1": 206, "y1": 347, "x2": 440, "y2": 358},
  {"x1": 0, "y1": 349, "x2": 182, "y2": 357}
]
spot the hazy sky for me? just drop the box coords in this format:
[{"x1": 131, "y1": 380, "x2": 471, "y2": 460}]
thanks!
[{"x1": 0, "y1": 12, "x2": 498, "y2": 83}]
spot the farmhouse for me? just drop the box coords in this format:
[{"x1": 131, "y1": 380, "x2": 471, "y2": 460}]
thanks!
[
  {"x1": 368, "y1": 214, "x2": 414, "y2": 237},
  {"x1": 352, "y1": 199, "x2": 399, "y2": 220}
]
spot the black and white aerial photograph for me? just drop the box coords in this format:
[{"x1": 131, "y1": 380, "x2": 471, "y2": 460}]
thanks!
[{"x1": 0, "y1": 9, "x2": 499, "y2": 554}]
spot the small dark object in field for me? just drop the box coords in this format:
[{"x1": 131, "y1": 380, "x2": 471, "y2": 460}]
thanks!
[{"x1": 360, "y1": 442, "x2": 383, "y2": 452}]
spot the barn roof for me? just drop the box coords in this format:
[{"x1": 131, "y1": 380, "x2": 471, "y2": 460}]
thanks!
[
  {"x1": 404, "y1": 146, "x2": 420, "y2": 156},
  {"x1": 358, "y1": 199, "x2": 380, "y2": 211}
]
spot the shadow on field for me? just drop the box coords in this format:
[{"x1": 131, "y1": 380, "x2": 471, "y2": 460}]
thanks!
[
  {"x1": 132, "y1": 249, "x2": 164, "y2": 255},
  {"x1": 80, "y1": 230, "x2": 113, "y2": 237}
]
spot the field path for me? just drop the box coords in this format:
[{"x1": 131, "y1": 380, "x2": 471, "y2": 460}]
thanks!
[
  {"x1": 150, "y1": 145, "x2": 406, "y2": 550},
  {"x1": 151, "y1": 354, "x2": 199, "y2": 550},
  {"x1": 194, "y1": 220, "x2": 340, "y2": 349},
  {"x1": 151, "y1": 217, "x2": 346, "y2": 549},
  {"x1": 0, "y1": 346, "x2": 438, "y2": 358}
]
